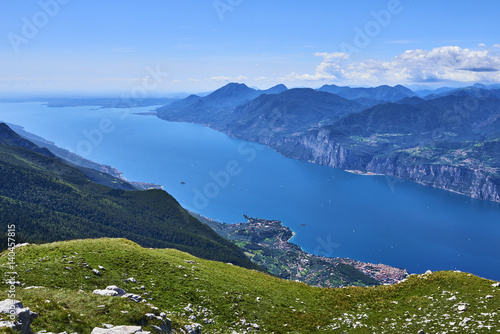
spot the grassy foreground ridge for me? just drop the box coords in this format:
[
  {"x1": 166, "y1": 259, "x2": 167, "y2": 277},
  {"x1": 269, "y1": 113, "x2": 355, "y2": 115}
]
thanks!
[{"x1": 1, "y1": 238, "x2": 498, "y2": 333}]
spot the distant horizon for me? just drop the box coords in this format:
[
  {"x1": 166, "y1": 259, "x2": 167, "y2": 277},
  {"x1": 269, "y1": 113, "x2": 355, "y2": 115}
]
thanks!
[
  {"x1": 2, "y1": 2, "x2": 500, "y2": 96},
  {"x1": 0, "y1": 81, "x2": 497, "y2": 99}
]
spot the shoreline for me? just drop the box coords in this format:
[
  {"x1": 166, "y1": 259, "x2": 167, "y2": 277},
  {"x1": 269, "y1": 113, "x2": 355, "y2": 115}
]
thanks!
[{"x1": 191, "y1": 212, "x2": 409, "y2": 287}]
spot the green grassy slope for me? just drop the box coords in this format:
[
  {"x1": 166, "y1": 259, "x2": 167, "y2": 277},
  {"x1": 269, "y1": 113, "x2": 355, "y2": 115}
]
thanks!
[
  {"x1": 0, "y1": 124, "x2": 259, "y2": 270},
  {"x1": 1, "y1": 239, "x2": 498, "y2": 333}
]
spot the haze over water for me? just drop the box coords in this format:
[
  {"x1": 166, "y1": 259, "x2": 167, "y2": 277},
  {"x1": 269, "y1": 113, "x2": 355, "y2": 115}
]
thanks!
[{"x1": 2, "y1": 102, "x2": 499, "y2": 280}]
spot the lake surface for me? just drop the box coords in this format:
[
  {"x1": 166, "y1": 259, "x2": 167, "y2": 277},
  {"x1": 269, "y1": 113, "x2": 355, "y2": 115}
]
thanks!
[{"x1": 1, "y1": 102, "x2": 499, "y2": 280}]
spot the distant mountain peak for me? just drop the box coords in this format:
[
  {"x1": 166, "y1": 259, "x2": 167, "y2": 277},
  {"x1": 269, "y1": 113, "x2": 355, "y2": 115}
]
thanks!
[{"x1": 318, "y1": 84, "x2": 416, "y2": 102}]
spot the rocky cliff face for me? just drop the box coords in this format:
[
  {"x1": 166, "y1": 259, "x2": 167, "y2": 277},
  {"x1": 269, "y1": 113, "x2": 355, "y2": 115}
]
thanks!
[
  {"x1": 366, "y1": 158, "x2": 500, "y2": 203},
  {"x1": 256, "y1": 130, "x2": 500, "y2": 204}
]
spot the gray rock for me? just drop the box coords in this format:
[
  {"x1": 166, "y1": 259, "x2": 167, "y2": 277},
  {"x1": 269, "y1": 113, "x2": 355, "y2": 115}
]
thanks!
[
  {"x1": 122, "y1": 293, "x2": 142, "y2": 303},
  {"x1": 0, "y1": 299, "x2": 38, "y2": 334},
  {"x1": 184, "y1": 324, "x2": 202, "y2": 334},
  {"x1": 250, "y1": 323, "x2": 260, "y2": 330},
  {"x1": 93, "y1": 286, "x2": 127, "y2": 297},
  {"x1": 92, "y1": 269, "x2": 102, "y2": 276},
  {"x1": 91, "y1": 325, "x2": 149, "y2": 334}
]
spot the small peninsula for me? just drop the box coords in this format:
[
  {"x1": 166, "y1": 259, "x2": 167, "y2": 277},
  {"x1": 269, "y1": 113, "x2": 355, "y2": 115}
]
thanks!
[{"x1": 193, "y1": 213, "x2": 408, "y2": 288}]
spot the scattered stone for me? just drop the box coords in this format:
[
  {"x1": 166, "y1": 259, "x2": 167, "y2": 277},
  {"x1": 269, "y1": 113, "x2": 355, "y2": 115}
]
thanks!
[
  {"x1": 122, "y1": 293, "x2": 142, "y2": 303},
  {"x1": 65, "y1": 267, "x2": 73, "y2": 270},
  {"x1": 250, "y1": 323, "x2": 260, "y2": 329},
  {"x1": 424, "y1": 270, "x2": 432, "y2": 275},
  {"x1": 185, "y1": 260, "x2": 195, "y2": 264},
  {"x1": 448, "y1": 295, "x2": 457, "y2": 301},
  {"x1": 93, "y1": 286, "x2": 126, "y2": 297},
  {"x1": 492, "y1": 282, "x2": 500, "y2": 287},
  {"x1": 91, "y1": 325, "x2": 150, "y2": 334},
  {"x1": 0, "y1": 299, "x2": 38, "y2": 334},
  {"x1": 98, "y1": 266, "x2": 106, "y2": 270},
  {"x1": 24, "y1": 286, "x2": 44, "y2": 290},
  {"x1": 457, "y1": 304, "x2": 467, "y2": 313},
  {"x1": 184, "y1": 324, "x2": 202, "y2": 334},
  {"x1": 92, "y1": 269, "x2": 101, "y2": 276},
  {"x1": 127, "y1": 277, "x2": 137, "y2": 283},
  {"x1": 485, "y1": 295, "x2": 493, "y2": 299},
  {"x1": 417, "y1": 330, "x2": 425, "y2": 334},
  {"x1": 459, "y1": 317, "x2": 472, "y2": 326}
]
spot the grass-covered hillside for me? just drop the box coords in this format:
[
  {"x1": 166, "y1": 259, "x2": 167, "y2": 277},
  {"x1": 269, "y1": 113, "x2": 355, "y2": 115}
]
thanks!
[
  {"x1": 1, "y1": 239, "x2": 498, "y2": 333},
  {"x1": 0, "y1": 123, "x2": 258, "y2": 269}
]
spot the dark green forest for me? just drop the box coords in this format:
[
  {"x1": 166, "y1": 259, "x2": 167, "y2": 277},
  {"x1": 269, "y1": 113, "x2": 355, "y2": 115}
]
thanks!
[{"x1": 0, "y1": 123, "x2": 259, "y2": 270}]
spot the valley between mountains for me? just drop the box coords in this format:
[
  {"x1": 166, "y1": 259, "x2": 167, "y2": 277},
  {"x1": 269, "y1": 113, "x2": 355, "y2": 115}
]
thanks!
[{"x1": 157, "y1": 83, "x2": 500, "y2": 204}]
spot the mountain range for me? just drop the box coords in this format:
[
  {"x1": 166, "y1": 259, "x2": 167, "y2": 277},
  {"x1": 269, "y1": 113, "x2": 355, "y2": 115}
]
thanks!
[{"x1": 157, "y1": 82, "x2": 500, "y2": 203}]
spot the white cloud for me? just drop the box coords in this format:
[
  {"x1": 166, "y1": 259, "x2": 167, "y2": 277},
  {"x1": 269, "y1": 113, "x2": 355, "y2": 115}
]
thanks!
[
  {"x1": 494, "y1": 44, "x2": 500, "y2": 48},
  {"x1": 478, "y1": 43, "x2": 486, "y2": 47},
  {"x1": 291, "y1": 46, "x2": 500, "y2": 84}
]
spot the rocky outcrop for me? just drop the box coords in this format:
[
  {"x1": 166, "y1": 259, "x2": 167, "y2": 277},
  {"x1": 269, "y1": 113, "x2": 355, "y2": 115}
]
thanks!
[
  {"x1": 264, "y1": 130, "x2": 500, "y2": 203},
  {"x1": 92, "y1": 285, "x2": 143, "y2": 302},
  {"x1": 93, "y1": 285, "x2": 126, "y2": 297},
  {"x1": 273, "y1": 129, "x2": 369, "y2": 170},
  {"x1": 91, "y1": 325, "x2": 150, "y2": 334},
  {"x1": 0, "y1": 299, "x2": 38, "y2": 334},
  {"x1": 365, "y1": 157, "x2": 500, "y2": 203}
]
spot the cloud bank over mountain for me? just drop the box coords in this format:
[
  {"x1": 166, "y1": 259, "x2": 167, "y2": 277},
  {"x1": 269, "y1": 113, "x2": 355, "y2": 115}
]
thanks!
[{"x1": 289, "y1": 46, "x2": 500, "y2": 84}]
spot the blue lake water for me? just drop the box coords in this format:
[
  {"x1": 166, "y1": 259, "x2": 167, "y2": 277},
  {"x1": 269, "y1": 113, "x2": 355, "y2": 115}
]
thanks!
[{"x1": 1, "y1": 102, "x2": 499, "y2": 280}]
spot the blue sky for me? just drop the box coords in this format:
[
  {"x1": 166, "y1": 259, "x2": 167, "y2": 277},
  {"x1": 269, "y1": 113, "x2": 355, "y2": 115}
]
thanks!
[{"x1": 1, "y1": 0, "x2": 500, "y2": 95}]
